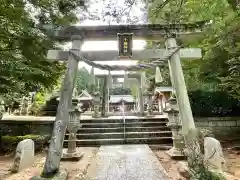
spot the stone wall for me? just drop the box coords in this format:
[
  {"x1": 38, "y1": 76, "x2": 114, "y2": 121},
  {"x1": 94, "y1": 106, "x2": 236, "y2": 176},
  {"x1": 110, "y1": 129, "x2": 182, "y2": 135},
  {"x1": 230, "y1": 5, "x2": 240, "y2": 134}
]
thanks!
[
  {"x1": 0, "y1": 117, "x2": 239, "y2": 141},
  {"x1": 0, "y1": 120, "x2": 53, "y2": 137},
  {"x1": 195, "y1": 117, "x2": 240, "y2": 143}
]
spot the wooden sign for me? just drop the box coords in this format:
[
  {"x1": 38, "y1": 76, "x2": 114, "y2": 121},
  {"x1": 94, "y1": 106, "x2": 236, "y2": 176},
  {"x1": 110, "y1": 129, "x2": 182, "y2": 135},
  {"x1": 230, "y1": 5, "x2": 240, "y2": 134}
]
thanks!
[{"x1": 118, "y1": 33, "x2": 133, "y2": 59}]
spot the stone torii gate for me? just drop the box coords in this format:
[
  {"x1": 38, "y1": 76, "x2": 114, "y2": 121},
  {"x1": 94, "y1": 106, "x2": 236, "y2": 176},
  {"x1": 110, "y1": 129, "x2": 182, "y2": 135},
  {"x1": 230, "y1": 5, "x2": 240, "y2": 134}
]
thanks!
[{"x1": 40, "y1": 23, "x2": 204, "y2": 178}]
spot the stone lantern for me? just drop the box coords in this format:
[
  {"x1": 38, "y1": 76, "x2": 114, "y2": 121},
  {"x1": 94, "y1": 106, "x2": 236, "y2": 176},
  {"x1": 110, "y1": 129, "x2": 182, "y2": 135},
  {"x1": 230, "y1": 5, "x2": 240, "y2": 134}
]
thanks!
[
  {"x1": 92, "y1": 91, "x2": 100, "y2": 118},
  {"x1": 145, "y1": 91, "x2": 154, "y2": 117},
  {"x1": 61, "y1": 101, "x2": 84, "y2": 161},
  {"x1": 164, "y1": 96, "x2": 185, "y2": 159}
]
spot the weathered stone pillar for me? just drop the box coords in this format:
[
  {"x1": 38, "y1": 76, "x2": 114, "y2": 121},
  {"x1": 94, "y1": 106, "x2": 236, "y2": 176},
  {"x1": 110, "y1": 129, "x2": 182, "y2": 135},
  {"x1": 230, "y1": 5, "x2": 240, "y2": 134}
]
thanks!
[
  {"x1": 62, "y1": 102, "x2": 83, "y2": 161},
  {"x1": 164, "y1": 97, "x2": 185, "y2": 159},
  {"x1": 146, "y1": 91, "x2": 154, "y2": 117},
  {"x1": 41, "y1": 35, "x2": 83, "y2": 177},
  {"x1": 137, "y1": 78, "x2": 144, "y2": 116},
  {"x1": 165, "y1": 37, "x2": 195, "y2": 135},
  {"x1": 101, "y1": 76, "x2": 107, "y2": 117}
]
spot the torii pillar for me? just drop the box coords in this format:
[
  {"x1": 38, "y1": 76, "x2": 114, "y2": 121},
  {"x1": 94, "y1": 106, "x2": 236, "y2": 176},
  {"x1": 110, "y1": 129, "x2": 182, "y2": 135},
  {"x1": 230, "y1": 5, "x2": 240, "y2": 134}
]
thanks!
[
  {"x1": 165, "y1": 36, "x2": 195, "y2": 135},
  {"x1": 136, "y1": 77, "x2": 144, "y2": 117},
  {"x1": 41, "y1": 35, "x2": 83, "y2": 177}
]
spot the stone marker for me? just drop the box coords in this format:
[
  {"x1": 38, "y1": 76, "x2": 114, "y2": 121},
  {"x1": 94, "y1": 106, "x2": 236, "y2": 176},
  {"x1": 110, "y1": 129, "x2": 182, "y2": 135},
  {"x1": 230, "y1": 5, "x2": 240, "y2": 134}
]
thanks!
[
  {"x1": 204, "y1": 137, "x2": 226, "y2": 170},
  {"x1": 11, "y1": 139, "x2": 34, "y2": 173}
]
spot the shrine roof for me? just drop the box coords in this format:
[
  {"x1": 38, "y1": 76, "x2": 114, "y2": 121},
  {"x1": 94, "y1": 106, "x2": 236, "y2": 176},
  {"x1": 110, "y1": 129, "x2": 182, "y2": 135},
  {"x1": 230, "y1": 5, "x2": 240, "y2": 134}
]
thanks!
[
  {"x1": 155, "y1": 86, "x2": 173, "y2": 93},
  {"x1": 109, "y1": 95, "x2": 135, "y2": 103},
  {"x1": 42, "y1": 21, "x2": 206, "y2": 41}
]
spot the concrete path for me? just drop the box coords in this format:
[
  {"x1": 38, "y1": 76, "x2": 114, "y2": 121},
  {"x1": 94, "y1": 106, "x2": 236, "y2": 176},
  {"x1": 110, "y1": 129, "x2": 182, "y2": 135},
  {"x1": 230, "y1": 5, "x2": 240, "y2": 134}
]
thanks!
[{"x1": 84, "y1": 145, "x2": 170, "y2": 180}]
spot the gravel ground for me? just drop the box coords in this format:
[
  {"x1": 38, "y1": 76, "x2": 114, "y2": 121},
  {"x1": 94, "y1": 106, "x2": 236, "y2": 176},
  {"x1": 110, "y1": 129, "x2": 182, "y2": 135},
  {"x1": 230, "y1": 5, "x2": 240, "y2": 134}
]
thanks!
[
  {"x1": 155, "y1": 150, "x2": 240, "y2": 180},
  {"x1": 0, "y1": 148, "x2": 239, "y2": 180}
]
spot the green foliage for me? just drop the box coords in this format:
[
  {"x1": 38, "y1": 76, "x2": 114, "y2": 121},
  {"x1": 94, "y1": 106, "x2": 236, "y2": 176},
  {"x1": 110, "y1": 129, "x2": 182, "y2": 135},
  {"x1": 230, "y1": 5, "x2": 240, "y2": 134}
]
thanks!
[
  {"x1": 75, "y1": 67, "x2": 95, "y2": 94},
  {"x1": 189, "y1": 90, "x2": 240, "y2": 117},
  {"x1": 0, "y1": 0, "x2": 83, "y2": 97},
  {"x1": 110, "y1": 87, "x2": 131, "y2": 95},
  {"x1": 147, "y1": 0, "x2": 240, "y2": 100},
  {"x1": 186, "y1": 129, "x2": 226, "y2": 180},
  {"x1": 28, "y1": 91, "x2": 46, "y2": 115}
]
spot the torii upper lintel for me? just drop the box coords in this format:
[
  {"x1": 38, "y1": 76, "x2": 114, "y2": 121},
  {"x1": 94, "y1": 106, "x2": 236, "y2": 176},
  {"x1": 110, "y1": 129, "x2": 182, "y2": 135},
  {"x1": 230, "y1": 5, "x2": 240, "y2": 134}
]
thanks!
[{"x1": 42, "y1": 21, "x2": 206, "y2": 41}]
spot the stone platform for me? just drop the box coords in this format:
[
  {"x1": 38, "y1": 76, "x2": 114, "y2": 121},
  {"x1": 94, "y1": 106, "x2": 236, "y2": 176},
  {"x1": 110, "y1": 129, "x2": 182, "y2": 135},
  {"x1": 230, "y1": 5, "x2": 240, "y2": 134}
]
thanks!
[{"x1": 85, "y1": 145, "x2": 170, "y2": 180}]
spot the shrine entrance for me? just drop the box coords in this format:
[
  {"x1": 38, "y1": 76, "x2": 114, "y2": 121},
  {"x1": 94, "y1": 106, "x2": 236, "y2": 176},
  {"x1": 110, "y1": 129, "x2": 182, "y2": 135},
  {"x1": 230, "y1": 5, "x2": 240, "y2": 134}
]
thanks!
[{"x1": 41, "y1": 22, "x2": 204, "y2": 176}]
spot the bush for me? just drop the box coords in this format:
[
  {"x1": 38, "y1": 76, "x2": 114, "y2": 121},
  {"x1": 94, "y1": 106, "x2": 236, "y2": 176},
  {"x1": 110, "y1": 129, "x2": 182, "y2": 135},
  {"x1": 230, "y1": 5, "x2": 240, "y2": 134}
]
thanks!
[
  {"x1": 189, "y1": 90, "x2": 240, "y2": 117},
  {"x1": 0, "y1": 134, "x2": 50, "y2": 153},
  {"x1": 185, "y1": 129, "x2": 226, "y2": 180},
  {"x1": 28, "y1": 92, "x2": 47, "y2": 116}
]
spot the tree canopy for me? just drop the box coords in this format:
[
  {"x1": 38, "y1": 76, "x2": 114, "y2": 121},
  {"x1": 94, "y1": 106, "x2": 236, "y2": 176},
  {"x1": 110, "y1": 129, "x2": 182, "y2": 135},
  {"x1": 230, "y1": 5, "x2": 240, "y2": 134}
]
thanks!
[
  {"x1": 0, "y1": 0, "x2": 84, "y2": 97},
  {"x1": 147, "y1": 0, "x2": 240, "y2": 99}
]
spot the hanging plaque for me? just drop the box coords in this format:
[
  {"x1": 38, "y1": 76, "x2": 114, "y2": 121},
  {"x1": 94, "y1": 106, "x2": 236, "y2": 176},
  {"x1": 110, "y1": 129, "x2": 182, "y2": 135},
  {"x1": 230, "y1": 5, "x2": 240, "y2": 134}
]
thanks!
[{"x1": 118, "y1": 33, "x2": 133, "y2": 59}]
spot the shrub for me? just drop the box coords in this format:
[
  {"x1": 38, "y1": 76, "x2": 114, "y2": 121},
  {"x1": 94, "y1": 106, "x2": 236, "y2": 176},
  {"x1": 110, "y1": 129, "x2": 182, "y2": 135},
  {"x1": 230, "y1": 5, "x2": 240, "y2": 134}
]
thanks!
[
  {"x1": 0, "y1": 134, "x2": 50, "y2": 153},
  {"x1": 28, "y1": 92, "x2": 47, "y2": 116},
  {"x1": 189, "y1": 90, "x2": 240, "y2": 117},
  {"x1": 185, "y1": 129, "x2": 226, "y2": 180}
]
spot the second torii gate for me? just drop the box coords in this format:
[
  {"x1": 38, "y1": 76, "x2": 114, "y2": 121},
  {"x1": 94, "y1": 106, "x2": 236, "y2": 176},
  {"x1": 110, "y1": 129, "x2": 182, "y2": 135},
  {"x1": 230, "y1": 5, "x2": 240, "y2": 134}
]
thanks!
[{"x1": 41, "y1": 22, "x2": 204, "y2": 177}]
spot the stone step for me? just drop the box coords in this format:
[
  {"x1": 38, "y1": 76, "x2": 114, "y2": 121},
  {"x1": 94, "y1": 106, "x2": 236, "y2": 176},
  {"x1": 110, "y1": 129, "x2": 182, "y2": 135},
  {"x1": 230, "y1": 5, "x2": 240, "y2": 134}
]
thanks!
[
  {"x1": 81, "y1": 122, "x2": 167, "y2": 128},
  {"x1": 77, "y1": 126, "x2": 170, "y2": 133},
  {"x1": 65, "y1": 131, "x2": 172, "y2": 139},
  {"x1": 149, "y1": 144, "x2": 173, "y2": 150},
  {"x1": 80, "y1": 118, "x2": 168, "y2": 124},
  {"x1": 63, "y1": 137, "x2": 172, "y2": 146},
  {"x1": 125, "y1": 122, "x2": 167, "y2": 127}
]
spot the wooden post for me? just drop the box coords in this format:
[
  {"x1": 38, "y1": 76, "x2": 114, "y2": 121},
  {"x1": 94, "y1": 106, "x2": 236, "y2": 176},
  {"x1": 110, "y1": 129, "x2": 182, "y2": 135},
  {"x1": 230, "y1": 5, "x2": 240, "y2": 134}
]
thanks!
[
  {"x1": 41, "y1": 35, "x2": 83, "y2": 177},
  {"x1": 165, "y1": 37, "x2": 195, "y2": 135}
]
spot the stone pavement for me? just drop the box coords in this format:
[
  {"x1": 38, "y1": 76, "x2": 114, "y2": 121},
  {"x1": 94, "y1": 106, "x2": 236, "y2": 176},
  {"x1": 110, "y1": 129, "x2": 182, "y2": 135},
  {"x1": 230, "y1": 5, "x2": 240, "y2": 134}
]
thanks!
[{"x1": 84, "y1": 145, "x2": 170, "y2": 180}]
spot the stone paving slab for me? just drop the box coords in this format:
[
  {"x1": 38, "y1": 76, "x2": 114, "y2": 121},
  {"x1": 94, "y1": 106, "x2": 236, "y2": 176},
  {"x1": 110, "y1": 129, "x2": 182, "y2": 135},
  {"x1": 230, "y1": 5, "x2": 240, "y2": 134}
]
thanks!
[{"x1": 85, "y1": 145, "x2": 170, "y2": 180}]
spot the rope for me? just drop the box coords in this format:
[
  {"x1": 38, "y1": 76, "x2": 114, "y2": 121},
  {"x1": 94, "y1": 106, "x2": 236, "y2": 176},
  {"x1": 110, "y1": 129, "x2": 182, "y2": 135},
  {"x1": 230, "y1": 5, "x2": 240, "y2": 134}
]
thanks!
[{"x1": 69, "y1": 46, "x2": 180, "y2": 71}]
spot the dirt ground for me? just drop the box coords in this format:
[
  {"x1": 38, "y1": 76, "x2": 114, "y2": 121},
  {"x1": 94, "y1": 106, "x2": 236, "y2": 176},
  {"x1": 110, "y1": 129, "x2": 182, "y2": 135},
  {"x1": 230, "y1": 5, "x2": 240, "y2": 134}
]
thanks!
[
  {"x1": 0, "y1": 147, "x2": 99, "y2": 180},
  {"x1": 155, "y1": 149, "x2": 240, "y2": 180},
  {"x1": 0, "y1": 147, "x2": 239, "y2": 180}
]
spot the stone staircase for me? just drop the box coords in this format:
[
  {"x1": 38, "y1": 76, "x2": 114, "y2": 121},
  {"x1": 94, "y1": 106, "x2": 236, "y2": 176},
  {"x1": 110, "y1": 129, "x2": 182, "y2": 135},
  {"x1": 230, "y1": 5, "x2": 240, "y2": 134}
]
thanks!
[{"x1": 63, "y1": 117, "x2": 172, "y2": 147}]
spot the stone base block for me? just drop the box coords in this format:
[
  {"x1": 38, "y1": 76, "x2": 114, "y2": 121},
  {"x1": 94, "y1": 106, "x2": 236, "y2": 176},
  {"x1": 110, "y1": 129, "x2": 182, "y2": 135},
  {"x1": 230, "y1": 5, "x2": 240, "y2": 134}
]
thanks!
[
  {"x1": 92, "y1": 114, "x2": 100, "y2": 118},
  {"x1": 166, "y1": 147, "x2": 186, "y2": 160},
  {"x1": 30, "y1": 170, "x2": 68, "y2": 180},
  {"x1": 146, "y1": 113, "x2": 154, "y2": 117},
  {"x1": 61, "y1": 149, "x2": 84, "y2": 161}
]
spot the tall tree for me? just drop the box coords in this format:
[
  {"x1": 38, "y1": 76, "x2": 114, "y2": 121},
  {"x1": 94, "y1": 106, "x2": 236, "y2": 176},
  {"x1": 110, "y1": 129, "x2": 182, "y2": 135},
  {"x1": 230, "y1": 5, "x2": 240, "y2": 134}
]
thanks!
[
  {"x1": 147, "y1": 0, "x2": 240, "y2": 99},
  {"x1": 0, "y1": 0, "x2": 84, "y2": 96},
  {"x1": 75, "y1": 67, "x2": 93, "y2": 94}
]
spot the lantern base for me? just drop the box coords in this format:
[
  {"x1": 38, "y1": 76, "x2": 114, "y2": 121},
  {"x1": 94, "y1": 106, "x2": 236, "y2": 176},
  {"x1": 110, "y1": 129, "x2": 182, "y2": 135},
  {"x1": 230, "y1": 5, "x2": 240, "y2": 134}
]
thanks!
[
  {"x1": 61, "y1": 148, "x2": 84, "y2": 161},
  {"x1": 166, "y1": 147, "x2": 185, "y2": 160}
]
